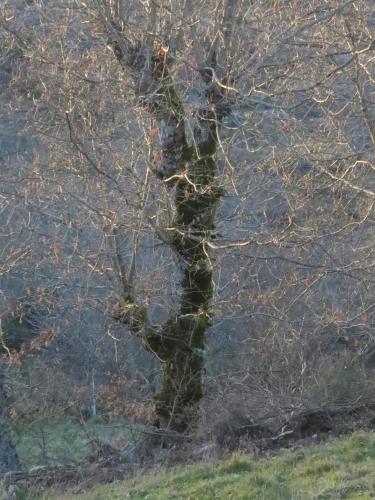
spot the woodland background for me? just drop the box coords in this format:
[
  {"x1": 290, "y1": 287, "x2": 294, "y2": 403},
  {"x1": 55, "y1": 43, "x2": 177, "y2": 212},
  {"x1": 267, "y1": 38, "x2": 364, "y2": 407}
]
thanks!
[{"x1": 1, "y1": 0, "x2": 375, "y2": 480}]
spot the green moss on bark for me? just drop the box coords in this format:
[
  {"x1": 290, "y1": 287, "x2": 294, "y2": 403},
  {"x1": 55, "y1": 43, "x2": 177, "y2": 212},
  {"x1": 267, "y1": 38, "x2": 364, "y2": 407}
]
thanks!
[{"x1": 152, "y1": 127, "x2": 221, "y2": 432}]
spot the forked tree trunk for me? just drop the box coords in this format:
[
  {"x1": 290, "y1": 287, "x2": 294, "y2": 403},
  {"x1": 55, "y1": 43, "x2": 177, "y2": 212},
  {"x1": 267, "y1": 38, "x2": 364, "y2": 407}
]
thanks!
[{"x1": 103, "y1": 17, "x2": 231, "y2": 432}]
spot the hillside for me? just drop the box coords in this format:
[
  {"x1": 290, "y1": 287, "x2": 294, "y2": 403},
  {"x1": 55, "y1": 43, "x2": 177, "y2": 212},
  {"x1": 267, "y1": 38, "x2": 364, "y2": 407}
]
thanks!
[{"x1": 51, "y1": 432, "x2": 375, "y2": 500}]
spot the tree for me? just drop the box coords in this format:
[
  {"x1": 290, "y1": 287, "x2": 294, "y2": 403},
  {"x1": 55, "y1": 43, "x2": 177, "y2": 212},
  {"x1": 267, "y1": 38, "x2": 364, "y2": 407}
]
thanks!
[
  {"x1": 2, "y1": 0, "x2": 375, "y2": 450},
  {"x1": 87, "y1": 0, "x2": 375, "y2": 432},
  {"x1": 81, "y1": 0, "x2": 243, "y2": 432}
]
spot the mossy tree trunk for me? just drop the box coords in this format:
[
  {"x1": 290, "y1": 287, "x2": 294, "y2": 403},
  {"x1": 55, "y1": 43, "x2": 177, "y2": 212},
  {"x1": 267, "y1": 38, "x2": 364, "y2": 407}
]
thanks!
[
  {"x1": 103, "y1": 18, "x2": 232, "y2": 432},
  {"x1": 152, "y1": 131, "x2": 221, "y2": 431}
]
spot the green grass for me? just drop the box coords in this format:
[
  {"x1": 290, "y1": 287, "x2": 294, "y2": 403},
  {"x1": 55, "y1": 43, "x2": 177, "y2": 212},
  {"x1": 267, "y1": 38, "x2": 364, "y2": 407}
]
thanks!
[
  {"x1": 13, "y1": 417, "x2": 136, "y2": 468},
  {"x1": 50, "y1": 432, "x2": 375, "y2": 499}
]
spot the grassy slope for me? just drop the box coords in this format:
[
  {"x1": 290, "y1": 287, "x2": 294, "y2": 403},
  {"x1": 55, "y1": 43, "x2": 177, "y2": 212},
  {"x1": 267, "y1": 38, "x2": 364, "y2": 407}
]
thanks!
[{"x1": 53, "y1": 432, "x2": 375, "y2": 499}]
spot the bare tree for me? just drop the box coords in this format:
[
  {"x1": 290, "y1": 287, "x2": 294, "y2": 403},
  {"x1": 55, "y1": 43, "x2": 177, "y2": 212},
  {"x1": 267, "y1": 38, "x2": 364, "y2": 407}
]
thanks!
[
  {"x1": 83, "y1": 0, "x2": 243, "y2": 432},
  {"x1": 2, "y1": 0, "x2": 375, "y2": 453}
]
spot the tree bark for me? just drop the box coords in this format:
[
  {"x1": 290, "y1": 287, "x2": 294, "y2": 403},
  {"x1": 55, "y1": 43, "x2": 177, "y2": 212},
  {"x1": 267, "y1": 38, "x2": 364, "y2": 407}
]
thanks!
[{"x1": 153, "y1": 129, "x2": 221, "y2": 432}]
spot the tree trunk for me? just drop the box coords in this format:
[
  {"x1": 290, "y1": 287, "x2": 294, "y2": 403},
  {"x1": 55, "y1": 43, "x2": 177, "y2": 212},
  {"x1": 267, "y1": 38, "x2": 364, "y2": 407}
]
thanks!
[
  {"x1": 102, "y1": 15, "x2": 231, "y2": 433},
  {"x1": 114, "y1": 125, "x2": 221, "y2": 432},
  {"x1": 0, "y1": 368, "x2": 20, "y2": 472},
  {"x1": 154, "y1": 136, "x2": 221, "y2": 432}
]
